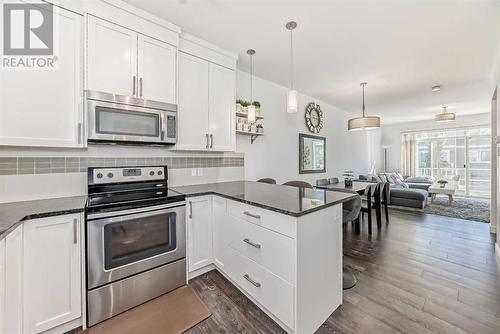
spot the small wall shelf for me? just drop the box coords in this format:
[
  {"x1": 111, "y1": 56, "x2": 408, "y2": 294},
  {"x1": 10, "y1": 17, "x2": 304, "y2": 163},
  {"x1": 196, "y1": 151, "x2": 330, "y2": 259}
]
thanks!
[
  {"x1": 236, "y1": 130, "x2": 263, "y2": 144},
  {"x1": 236, "y1": 111, "x2": 264, "y2": 120}
]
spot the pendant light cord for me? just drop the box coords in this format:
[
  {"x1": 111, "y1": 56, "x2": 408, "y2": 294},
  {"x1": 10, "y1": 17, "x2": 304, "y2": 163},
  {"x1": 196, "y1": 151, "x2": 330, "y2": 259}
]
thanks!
[
  {"x1": 361, "y1": 83, "x2": 366, "y2": 117},
  {"x1": 250, "y1": 54, "x2": 253, "y2": 102},
  {"x1": 290, "y1": 29, "x2": 294, "y2": 90}
]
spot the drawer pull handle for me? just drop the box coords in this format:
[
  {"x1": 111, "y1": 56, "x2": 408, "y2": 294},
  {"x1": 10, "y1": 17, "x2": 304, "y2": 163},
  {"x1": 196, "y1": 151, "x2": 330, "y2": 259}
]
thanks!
[
  {"x1": 243, "y1": 274, "x2": 261, "y2": 288},
  {"x1": 243, "y1": 238, "x2": 261, "y2": 249},
  {"x1": 243, "y1": 211, "x2": 261, "y2": 219}
]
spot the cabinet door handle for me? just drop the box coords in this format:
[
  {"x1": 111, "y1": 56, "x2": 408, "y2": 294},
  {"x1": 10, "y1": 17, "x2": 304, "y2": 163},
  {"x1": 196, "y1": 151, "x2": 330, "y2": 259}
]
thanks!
[
  {"x1": 210, "y1": 134, "x2": 213, "y2": 148},
  {"x1": 189, "y1": 201, "x2": 193, "y2": 219},
  {"x1": 243, "y1": 274, "x2": 261, "y2": 288},
  {"x1": 206, "y1": 134, "x2": 209, "y2": 149},
  {"x1": 133, "y1": 75, "x2": 137, "y2": 96},
  {"x1": 73, "y1": 218, "x2": 78, "y2": 244},
  {"x1": 243, "y1": 238, "x2": 261, "y2": 249},
  {"x1": 243, "y1": 211, "x2": 261, "y2": 219},
  {"x1": 139, "y1": 77, "x2": 143, "y2": 97},
  {"x1": 77, "y1": 122, "x2": 82, "y2": 144}
]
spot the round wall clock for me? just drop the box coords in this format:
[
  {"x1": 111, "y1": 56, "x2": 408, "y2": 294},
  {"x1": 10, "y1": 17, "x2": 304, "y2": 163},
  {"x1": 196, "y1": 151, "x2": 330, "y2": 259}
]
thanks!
[{"x1": 305, "y1": 102, "x2": 323, "y2": 133}]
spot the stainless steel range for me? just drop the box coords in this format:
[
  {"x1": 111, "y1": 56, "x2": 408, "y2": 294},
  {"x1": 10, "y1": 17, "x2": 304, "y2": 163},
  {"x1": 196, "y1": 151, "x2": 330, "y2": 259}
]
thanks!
[{"x1": 86, "y1": 165, "x2": 186, "y2": 326}]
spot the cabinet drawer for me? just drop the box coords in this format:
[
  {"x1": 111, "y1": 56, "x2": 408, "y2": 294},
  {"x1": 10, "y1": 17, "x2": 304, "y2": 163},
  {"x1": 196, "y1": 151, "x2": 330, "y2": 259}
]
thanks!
[
  {"x1": 225, "y1": 216, "x2": 294, "y2": 284},
  {"x1": 227, "y1": 200, "x2": 296, "y2": 238},
  {"x1": 220, "y1": 245, "x2": 294, "y2": 330}
]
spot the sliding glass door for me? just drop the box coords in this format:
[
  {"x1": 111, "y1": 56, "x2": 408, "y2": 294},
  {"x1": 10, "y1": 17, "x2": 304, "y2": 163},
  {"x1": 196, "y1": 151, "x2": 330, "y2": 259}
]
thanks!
[{"x1": 413, "y1": 127, "x2": 490, "y2": 198}]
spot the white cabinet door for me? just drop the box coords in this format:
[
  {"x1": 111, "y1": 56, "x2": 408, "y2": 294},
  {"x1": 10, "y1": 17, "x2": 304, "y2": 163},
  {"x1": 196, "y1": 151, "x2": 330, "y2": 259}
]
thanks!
[
  {"x1": 23, "y1": 214, "x2": 81, "y2": 334},
  {"x1": 177, "y1": 52, "x2": 210, "y2": 150},
  {"x1": 187, "y1": 196, "x2": 213, "y2": 272},
  {"x1": 0, "y1": 239, "x2": 5, "y2": 334},
  {"x1": 87, "y1": 15, "x2": 138, "y2": 96},
  {"x1": 0, "y1": 6, "x2": 84, "y2": 148},
  {"x1": 209, "y1": 63, "x2": 235, "y2": 151},
  {"x1": 4, "y1": 225, "x2": 23, "y2": 334},
  {"x1": 212, "y1": 196, "x2": 227, "y2": 269},
  {"x1": 138, "y1": 35, "x2": 176, "y2": 104}
]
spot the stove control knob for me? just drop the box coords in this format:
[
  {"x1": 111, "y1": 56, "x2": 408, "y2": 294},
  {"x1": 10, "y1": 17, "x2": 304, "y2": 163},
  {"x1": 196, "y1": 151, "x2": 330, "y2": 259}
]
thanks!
[
  {"x1": 149, "y1": 171, "x2": 155, "y2": 176},
  {"x1": 96, "y1": 173, "x2": 103, "y2": 179},
  {"x1": 157, "y1": 170, "x2": 163, "y2": 176},
  {"x1": 107, "y1": 172, "x2": 114, "y2": 178}
]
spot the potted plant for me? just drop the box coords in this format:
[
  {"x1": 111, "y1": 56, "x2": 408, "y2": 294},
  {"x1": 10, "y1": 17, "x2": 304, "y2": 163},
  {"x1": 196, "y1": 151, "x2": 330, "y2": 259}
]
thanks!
[
  {"x1": 236, "y1": 99, "x2": 247, "y2": 113},
  {"x1": 256, "y1": 124, "x2": 263, "y2": 133},
  {"x1": 252, "y1": 101, "x2": 261, "y2": 116},
  {"x1": 343, "y1": 171, "x2": 354, "y2": 187},
  {"x1": 437, "y1": 180, "x2": 448, "y2": 188}
]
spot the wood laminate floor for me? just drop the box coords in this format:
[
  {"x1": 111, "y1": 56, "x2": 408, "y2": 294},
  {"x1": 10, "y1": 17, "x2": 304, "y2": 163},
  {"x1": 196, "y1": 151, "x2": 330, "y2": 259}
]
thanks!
[{"x1": 187, "y1": 210, "x2": 500, "y2": 334}]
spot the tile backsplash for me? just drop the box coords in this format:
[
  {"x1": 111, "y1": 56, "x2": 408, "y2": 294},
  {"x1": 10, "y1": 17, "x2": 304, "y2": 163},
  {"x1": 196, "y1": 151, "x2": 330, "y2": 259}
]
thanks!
[{"x1": 0, "y1": 156, "x2": 245, "y2": 175}]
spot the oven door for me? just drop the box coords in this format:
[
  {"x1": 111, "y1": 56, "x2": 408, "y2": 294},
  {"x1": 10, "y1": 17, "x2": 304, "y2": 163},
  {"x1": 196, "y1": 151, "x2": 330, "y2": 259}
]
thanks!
[
  {"x1": 87, "y1": 99, "x2": 176, "y2": 144},
  {"x1": 87, "y1": 203, "x2": 185, "y2": 290}
]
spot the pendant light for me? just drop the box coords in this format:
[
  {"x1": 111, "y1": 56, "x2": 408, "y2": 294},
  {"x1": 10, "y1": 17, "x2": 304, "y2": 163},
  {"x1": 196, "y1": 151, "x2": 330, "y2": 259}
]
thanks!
[
  {"x1": 434, "y1": 106, "x2": 455, "y2": 122},
  {"x1": 247, "y1": 49, "x2": 257, "y2": 123},
  {"x1": 348, "y1": 82, "x2": 380, "y2": 131},
  {"x1": 286, "y1": 21, "x2": 298, "y2": 113}
]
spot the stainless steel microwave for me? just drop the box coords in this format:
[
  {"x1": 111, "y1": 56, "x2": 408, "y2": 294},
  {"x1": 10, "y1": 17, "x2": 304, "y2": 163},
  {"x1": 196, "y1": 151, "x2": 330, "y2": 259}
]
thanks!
[{"x1": 86, "y1": 91, "x2": 177, "y2": 145}]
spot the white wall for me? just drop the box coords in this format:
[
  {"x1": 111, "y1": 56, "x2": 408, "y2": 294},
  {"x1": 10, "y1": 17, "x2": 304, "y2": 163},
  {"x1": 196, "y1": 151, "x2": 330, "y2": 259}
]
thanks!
[
  {"x1": 381, "y1": 113, "x2": 491, "y2": 173},
  {"x1": 236, "y1": 71, "x2": 381, "y2": 185}
]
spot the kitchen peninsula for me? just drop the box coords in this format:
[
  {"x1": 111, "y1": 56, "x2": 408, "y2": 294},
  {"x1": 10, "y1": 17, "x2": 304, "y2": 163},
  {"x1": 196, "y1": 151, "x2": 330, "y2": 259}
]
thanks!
[{"x1": 172, "y1": 181, "x2": 356, "y2": 334}]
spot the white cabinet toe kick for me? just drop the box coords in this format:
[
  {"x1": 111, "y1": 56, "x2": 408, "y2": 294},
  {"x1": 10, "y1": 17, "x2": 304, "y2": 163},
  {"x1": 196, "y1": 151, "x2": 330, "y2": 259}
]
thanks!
[{"x1": 187, "y1": 195, "x2": 343, "y2": 334}]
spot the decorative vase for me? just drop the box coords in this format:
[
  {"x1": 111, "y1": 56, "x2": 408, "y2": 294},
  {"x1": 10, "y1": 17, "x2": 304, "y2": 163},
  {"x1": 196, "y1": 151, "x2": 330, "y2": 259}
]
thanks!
[
  {"x1": 344, "y1": 179, "x2": 353, "y2": 187},
  {"x1": 236, "y1": 103, "x2": 243, "y2": 113},
  {"x1": 440, "y1": 184, "x2": 445, "y2": 188}
]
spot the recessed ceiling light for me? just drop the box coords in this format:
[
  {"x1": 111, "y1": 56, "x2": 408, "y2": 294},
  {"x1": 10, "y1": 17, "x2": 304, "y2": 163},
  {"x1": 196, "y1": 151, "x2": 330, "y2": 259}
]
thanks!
[{"x1": 431, "y1": 85, "x2": 441, "y2": 92}]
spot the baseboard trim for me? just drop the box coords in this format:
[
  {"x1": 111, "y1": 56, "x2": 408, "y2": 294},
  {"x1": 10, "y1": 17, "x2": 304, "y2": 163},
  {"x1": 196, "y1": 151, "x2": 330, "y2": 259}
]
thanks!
[{"x1": 188, "y1": 264, "x2": 216, "y2": 280}]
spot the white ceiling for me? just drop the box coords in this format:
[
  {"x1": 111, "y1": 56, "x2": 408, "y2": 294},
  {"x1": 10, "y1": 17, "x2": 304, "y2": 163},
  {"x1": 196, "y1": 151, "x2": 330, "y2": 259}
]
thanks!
[{"x1": 125, "y1": 0, "x2": 500, "y2": 124}]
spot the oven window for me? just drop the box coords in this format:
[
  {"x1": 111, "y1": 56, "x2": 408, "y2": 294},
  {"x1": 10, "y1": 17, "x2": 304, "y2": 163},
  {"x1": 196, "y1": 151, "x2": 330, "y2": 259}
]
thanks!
[
  {"x1": 104, "y1": 212, "x2": 176, "y2": 270},
  {"x1": 96, "y1": 106, "x2": 159, "y2": 137}
]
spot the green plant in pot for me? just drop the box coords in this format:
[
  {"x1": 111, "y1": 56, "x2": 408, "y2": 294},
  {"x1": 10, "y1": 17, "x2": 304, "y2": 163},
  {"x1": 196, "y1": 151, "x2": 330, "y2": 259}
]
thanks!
[
  {"x1": 252, "y1": 101, "x2": 261, "y2": 116},
  {"x1": 437, "y1": 180, "x2": 448, "y2": 188},
  {"x1": 343, "y1": 170, "x2": 354, "y2": 187},
  {"x1": 236, "y1": 99, "x2": 247, "y2": 113}
]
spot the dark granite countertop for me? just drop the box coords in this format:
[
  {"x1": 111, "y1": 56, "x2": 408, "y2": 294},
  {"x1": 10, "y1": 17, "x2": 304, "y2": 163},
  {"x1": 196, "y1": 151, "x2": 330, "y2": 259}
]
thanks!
[
  {"x1": 0, "y1": 196, "x2": 88, "y2": 241},
  {"x1": 171, "y1": 181, "x2": 357, "y2": 217}
]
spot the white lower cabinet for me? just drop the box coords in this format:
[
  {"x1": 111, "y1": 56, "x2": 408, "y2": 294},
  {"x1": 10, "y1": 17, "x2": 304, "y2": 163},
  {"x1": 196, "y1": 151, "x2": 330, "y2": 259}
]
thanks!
[
  {"x1": 23, "y1": 214, "x2": 82, "y2": 334},
  {"x1": 0, "y1": 214, "x2": 82, "y2": 334},
  {"x1": 0, "y1": 238, "x2": 5, "y2": 334},
  {"x1": 188, "y1": 195, "x2": 343, "y2": 334},
  {"x1": 187, "y1": 196, "x2": 213, "y2": 272}
]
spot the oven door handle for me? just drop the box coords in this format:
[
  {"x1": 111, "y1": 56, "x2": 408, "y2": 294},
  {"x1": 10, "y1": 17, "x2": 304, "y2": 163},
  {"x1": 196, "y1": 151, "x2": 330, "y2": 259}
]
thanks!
[{"x1": 87, "y1": 201, "x2": 185, "y2": 220}]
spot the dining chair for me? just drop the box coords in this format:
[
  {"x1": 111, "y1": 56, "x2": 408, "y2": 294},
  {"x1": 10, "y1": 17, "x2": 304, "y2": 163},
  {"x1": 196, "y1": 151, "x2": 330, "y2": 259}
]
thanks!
[
  {"x1": 283, "y1": 181, "x2": 313, "y2": 189},
  {"x1": 360, "y1": 183, "x2": 381, "y2": 235},
  {"x1": 342, "y1": 194, "x2": 362, "y2": 289},
  {"x1": 329, "y1": 177, "x2": 340, "y2": 184},
  {"x1": 316, "y1": 178, "x2": 329, "y2": 186},
  {"x1": 257, "y1": 178, "x2": 277, "y2": 184}
]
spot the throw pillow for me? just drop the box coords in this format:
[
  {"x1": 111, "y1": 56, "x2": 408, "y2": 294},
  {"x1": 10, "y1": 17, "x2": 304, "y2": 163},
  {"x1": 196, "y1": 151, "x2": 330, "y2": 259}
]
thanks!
[{"x1": 378, "y1": 174, "x2": 388, "y2": 182}]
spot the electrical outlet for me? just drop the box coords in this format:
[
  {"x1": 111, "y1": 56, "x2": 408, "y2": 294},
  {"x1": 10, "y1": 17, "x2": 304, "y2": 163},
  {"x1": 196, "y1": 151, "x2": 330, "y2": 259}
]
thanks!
[
  {"x1": 197, "y1": 168, "x2": 203, "y2": 176},
  {"x1": 191, "y1": 168, "x2": 197, "y2": 176}
]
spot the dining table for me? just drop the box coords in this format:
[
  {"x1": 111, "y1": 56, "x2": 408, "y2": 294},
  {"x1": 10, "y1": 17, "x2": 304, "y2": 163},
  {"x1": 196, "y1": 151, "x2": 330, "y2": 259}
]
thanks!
[{"x1": 315, "y1": 181, "x2": 367, "y2": 195}]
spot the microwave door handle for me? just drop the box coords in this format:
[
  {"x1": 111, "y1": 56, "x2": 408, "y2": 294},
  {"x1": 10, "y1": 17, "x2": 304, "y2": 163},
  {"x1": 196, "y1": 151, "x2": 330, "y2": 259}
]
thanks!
[{"x1": 160, "y1": 113, "x2": 165, "y2": 140}]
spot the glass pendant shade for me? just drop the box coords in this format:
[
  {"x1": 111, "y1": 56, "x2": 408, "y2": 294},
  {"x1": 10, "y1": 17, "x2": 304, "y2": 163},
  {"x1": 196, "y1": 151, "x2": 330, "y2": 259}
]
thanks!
[
  {"x1": 287, "y1": 90, "x2": 298, "y2": 113},
  {"x1": 434, "y1": 107, "x2": 455, "y2": 122},
  {"x1": 348, "y1": 116, "x2": 381, "y2": 131},
  {"x1": 247, "y1": 105, "x2": 257, "y2": 123}
]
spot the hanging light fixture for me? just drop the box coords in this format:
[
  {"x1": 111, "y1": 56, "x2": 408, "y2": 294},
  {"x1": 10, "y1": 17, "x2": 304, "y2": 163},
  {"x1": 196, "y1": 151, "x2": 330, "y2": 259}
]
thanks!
[
  {"x1": 246, "y1": 49, "x2": 257, "y2": 123},
  {"x1": 286, "y1": 21, "x2": 298, "y2": 113},
  {"x1": 348, "y1": 82, "x2": 380, "y2": 131},
  {"x1": 434, "y1": 106, "x2": 455, "y2": 122}
]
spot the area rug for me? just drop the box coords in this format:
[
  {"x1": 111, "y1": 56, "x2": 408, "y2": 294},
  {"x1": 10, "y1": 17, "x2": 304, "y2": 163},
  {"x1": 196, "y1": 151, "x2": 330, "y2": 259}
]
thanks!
[
  {"x1": 83, "y1": 285, "x2": 211, "y2": 334},
  {"x1": 390, "y1": 196, "x2": 490, "y2": 223}
]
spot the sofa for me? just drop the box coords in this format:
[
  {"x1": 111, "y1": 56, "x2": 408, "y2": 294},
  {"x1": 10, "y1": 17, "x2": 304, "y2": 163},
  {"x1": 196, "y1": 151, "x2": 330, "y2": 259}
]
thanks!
[{"x1": 358, "y1": 173, "x2": 432, "y2": 209}]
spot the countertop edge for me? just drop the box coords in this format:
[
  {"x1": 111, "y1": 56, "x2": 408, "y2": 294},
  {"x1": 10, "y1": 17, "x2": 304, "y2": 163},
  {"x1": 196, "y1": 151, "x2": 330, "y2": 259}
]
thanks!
[
  {"x1": 178, "y1": 190, "x2": 356, "y2": 217},
  {"x1": 0, "y1": 204, "x2": 86, "y2": 242}
]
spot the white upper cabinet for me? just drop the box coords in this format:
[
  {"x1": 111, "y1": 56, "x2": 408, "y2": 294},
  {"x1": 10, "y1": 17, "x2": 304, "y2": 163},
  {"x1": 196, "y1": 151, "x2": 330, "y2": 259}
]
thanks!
[
  {"x1": 23, "y1": 214, "x2": 82, "y2": 334},
  {"x1": 177, "y1": 52, "x2": 210, "y2": 151},
  {"x1": 87, "y1": 16, "x2": 177, "y2": 104},
  {"x1": 138, "y1": 35, "x2": 177, "y2": 104},
  {"x1": 209, "y1": 63, "x2": 235, "y2": 151},
  {"x1": 177, "y1": 52, "x2": 236, "y2": 151},
  {"x1": 87, "y1": 15, "x2": 137, "y2": 97},
  {"x1": 0, "y1": 5, "x2": 83, "y2": 148}
]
